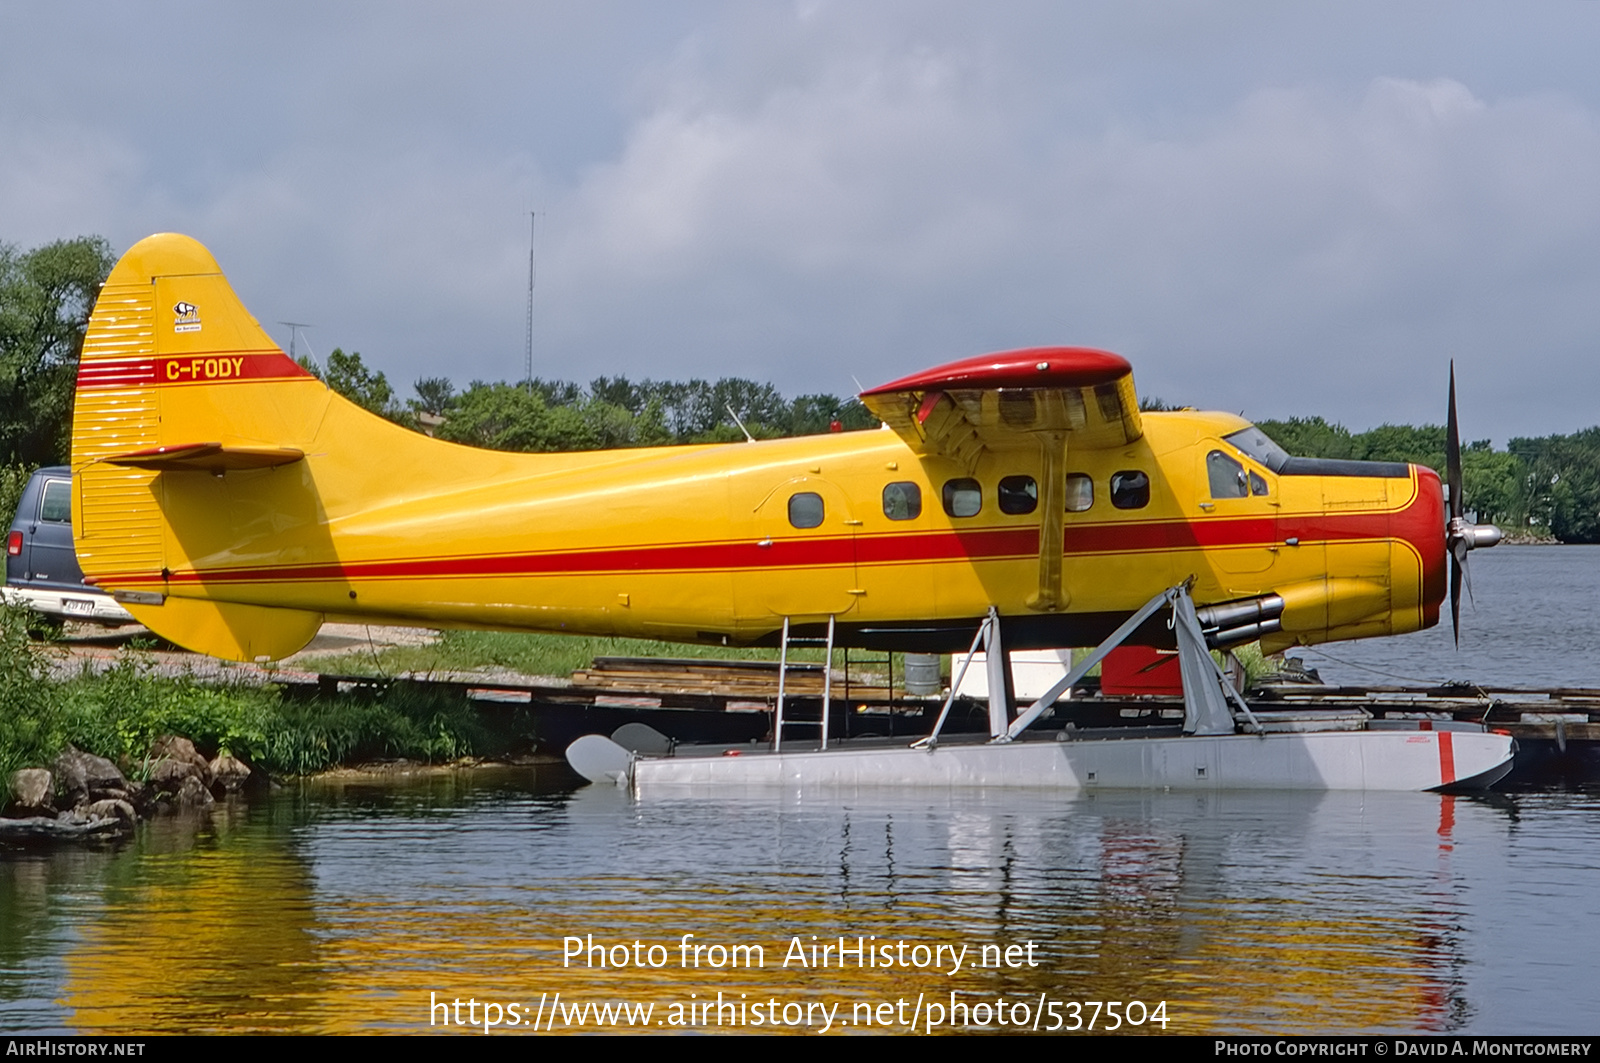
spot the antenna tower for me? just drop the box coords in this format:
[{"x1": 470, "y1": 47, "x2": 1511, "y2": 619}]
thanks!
[
  {"x1": 279, "y1": 321, "x2": 313, "y2": 364},
  {"x1": 524, "y1": 212, "x2": 539, "y2": 389}
]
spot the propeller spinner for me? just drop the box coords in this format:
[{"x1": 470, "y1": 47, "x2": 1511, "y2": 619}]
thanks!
[{"x1": 1445, "y1": 361, "x2": 1503, "y2": 644}]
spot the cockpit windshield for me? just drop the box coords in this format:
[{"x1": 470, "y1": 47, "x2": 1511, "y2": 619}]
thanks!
[{"x1": 1223, "y1": 426, "x2": 1291, "y2": 473}]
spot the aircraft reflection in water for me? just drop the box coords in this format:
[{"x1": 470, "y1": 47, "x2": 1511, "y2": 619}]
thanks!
[
  {"x1": 17, "y1": 784, "x2": 1483, "y2": 1034},
  {"x1": 70, "y1": 233, "x2": 1497, "y2": 665}
]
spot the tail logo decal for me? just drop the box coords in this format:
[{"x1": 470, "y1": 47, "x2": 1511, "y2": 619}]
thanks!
[{"x1": 173, "y1": 301, "x2": 201, "y2": 333}]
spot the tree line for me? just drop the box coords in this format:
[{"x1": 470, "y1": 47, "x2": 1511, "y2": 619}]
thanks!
[
  {"x1": 3, "y1": 233, "x2": 1598, "y2": 541},
  {"x1": 301, "y1": 348, "x2": 877, "y2": 450}
]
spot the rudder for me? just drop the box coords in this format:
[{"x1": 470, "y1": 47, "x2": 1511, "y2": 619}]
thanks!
[{"x1": 72, "y1": 234, "x2": 329, "y2": 660}]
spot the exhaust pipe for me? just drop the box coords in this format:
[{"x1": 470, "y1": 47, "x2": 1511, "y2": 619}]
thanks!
[
  {"x1": 1195, "y1": 594, "x2": 1285, "y2": 649},
  {"x1": 1207, "y1": 618, "x2": 1283, "y2": 649},
  {"x1": 1195, "y1": 594, "x2": 1284, "y2": 631}
]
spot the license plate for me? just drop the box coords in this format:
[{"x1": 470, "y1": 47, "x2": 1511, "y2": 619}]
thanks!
[{"x1": 62, "y1": 598, "x2": 94, "y2": 616}]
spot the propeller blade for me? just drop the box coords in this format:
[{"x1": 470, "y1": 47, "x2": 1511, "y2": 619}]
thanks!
[
  {"x1": 1450, "y1": 554, "x2": 1462, "y2": 647},
  {"x1": 1447, "y1": 360, "x2": 1463, "y2": 522}
]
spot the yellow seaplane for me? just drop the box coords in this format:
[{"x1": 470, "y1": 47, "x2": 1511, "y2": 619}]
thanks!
[{"x1": 70, "y1": 233, "x2": 1512, "y2": 791}]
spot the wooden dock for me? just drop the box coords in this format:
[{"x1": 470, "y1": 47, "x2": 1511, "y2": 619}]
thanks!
[{"x1": 279, "y1": 659, "x2": 1600, "y2": 787}]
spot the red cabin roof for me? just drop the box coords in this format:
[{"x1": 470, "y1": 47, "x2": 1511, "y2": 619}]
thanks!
[{"x1": 860, "y1": 347, "x2": 1131, "y2": 396}]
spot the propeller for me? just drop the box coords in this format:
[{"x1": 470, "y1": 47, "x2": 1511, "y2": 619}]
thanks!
[{"x1": 1444, "y1": 361, "x2": 1502, "y2": 644}]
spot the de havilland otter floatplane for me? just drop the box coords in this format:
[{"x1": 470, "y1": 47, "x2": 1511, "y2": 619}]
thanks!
[{"x1": 68, "y1": 233, "x2": 1513, "y2": 792}]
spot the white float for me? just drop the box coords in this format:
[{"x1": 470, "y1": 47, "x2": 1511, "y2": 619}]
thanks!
[{"x1": 566, "y1": 583, "x2": 1516, "y2": 794}]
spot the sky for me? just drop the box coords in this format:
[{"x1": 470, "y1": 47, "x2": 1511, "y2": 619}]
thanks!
[{"x1": 3, "y1": 2, "x2": 1598, "y2": 445}]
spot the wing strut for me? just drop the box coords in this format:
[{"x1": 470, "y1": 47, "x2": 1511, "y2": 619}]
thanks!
[
  {"x1": 999, "y1": 581, "x2": 1264, "y2": 742},
  {"x1": 1030, "y1": 430, "x2": 1069, "y2": 611}
]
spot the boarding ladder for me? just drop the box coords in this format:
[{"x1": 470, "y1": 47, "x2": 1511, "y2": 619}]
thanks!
[{"x1": 772, "y1": 615, "x2": 835, "y2": 752}]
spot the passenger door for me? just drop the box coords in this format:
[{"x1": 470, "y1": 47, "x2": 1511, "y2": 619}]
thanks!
[{"x1": 732, "y1": 475, "x2": 860, "y2": 622}]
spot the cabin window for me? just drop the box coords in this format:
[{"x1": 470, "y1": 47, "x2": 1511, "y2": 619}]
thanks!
[
  {"x1": 788, "y1": 492, "x2": 825, "y2": 529},
  {"x1": 882, "y1": 482, "x2": 922, "y2": 521},
  {"x1": 39, "y1": 480, "x2": 71, "y2": 524},
  {"x1": 1065, "y1": 473, "x2": 1093, "y2": 512},
  {"x1": 1249, "y1": 470, "x2": 1268, "y2": 497},
  {"x1": 1207, "y1": 450, "x2": 1249, "y2": 499},
  {"x1": 942, "y1": 478, "x2": 982, "y2": 518},
  {"x1": 998, "y1": 475, "x2": 1038, "y2": 515},
  {"x1": 1110, "y1": 470, "x2": 1150, "y2": 510}
]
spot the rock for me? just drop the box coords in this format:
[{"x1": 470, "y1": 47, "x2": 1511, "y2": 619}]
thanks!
[
  {"x1": 147, "y1": 734, "x2": 217, "y2": 799},
  {"x1": 8, "y1": 768, "x2": 53, "y2": 814},
  {"x1": 209, "y1": 754, "x2": 251, "y2": 793},
  {"x1": 150, "y1": 756, "x2": 203, "y2": 793},
  {"x1": 52, "y1": 746, "x2": 130, "y2": 806},
  {"x1": 0, "y1": 814, "x2": 128, "y2": 841},
  {"x1": 79, "y1": 798, "x2": 137, "y2": 826},
  {"x1": 150, "y1": 735, "x2": 213, "y2": 786},
  {"x1": 0, "y1": 797, "x2": 133, "y2": 841},
  {"x1": 116, "y1": 780, "x2": 153, "y2": 815},
  {"x1": 173, "y1": 775, "x2": 214, "y2": 808}
]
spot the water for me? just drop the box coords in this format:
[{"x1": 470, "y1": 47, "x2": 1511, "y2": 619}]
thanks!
[
  {"x1": 3, "y1": 546, "x2": 1599, "y2": 1037},
  {"x1": 1300, "y1": 545, "x2": 1600, "y2": 689}
]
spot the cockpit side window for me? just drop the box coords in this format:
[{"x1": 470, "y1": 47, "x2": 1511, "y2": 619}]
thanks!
[
  {"x1": 1207, "y1": 450, "x2": 1250, "y2": 499},
  {"x1": 1223, "y1": 426, "x2": 1291, "y2": 473}
]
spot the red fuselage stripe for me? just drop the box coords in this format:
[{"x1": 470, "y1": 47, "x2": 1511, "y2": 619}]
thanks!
[{"x1": 100, "y1": 486, "x2": 1443, "y2": 589}]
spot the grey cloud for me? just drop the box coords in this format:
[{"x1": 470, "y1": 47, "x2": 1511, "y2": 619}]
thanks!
[{"x1": 1, "y1": 3, "x2": 1597, "y2": 442}]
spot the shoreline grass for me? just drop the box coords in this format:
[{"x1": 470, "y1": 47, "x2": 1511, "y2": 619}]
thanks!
[{"x1": 2, "y1": 604, "x2": 492, "y2": 782}]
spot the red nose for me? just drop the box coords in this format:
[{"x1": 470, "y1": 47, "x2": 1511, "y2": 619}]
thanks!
[{"x1": 1407, "y1": 466, "x2": 1447, "y2": 629}]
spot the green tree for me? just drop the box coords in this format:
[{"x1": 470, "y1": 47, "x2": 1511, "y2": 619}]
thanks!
[
  {"x1": 588, "y1": 375, "x2": 645, "y2": 413},
  {"x1": 1510, "y1": 430, "x2": 1600, "y2": 543},
  {"x1": 323, "y1": 347, "x2": 402, "y2": 419},
  {"x1": 409, "y1": 376, "x2": 456, "y2": 418},
  {"x1": 1352, "y1": 423, "x2": 1445, "y2": 467},
  {"x1": 784, "y1": 394, "x2": 876, "y2": 435},
  {"x1": 436, "y1": 381, "x2": 579, "y2": 452},
  {"x1": 0, "y1": 236, "x2": 116, "y2": 465},
  {"x1": 527, "y1": 377, "x2": 582, "y2": 407},
  {"x1": 1461, "y1": 446, "x2": 1524, "y2": 529}
]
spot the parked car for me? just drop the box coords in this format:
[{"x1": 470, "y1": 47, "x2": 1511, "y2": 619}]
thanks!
[{"x1": 4, "y1": 466, "x2": 134, "y2": 624}]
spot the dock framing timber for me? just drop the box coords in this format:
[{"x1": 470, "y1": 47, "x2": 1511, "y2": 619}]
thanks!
[{"x1": 269, "y1": 666, "x2": 1600, "y2": 787}]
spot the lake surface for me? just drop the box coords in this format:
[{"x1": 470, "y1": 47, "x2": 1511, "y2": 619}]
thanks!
[
  {"x1": 3, "y1": 546, "x2": 1598, "y2": 1037},
  {"x1": 1298, "y1": 544, "x2": 1600, "y2": 689}
]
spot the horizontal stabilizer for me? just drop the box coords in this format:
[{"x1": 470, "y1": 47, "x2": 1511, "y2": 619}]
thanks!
[{"x1": 105, "y1": 442, "x2": 306, "y2": 472}]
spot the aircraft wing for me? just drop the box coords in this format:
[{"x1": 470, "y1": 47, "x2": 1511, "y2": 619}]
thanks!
[
  {"x1": 860, "y1": 347, "x2": 1143, "y2": 613},
  {"x1": 859, "y1": 347, "x2": 1142, "y2": 470}
]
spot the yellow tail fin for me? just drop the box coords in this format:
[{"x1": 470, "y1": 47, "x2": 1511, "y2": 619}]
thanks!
[{"x1": 72, "y1": 233, "x2": 330, "y2": 660}]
